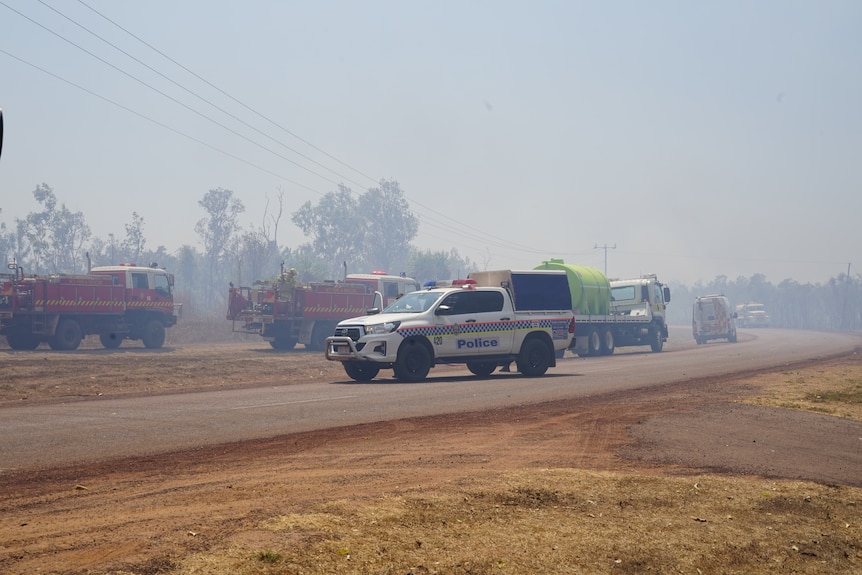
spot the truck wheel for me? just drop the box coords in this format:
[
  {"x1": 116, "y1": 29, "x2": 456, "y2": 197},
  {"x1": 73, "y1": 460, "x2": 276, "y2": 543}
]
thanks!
[
  {"x1": 100, "y1": 332, "x2": 123, "y2": 349},
  {"x1": 343, "y1": 362, "x2": 380, "y2": 382},
  {"x1": 600, "y1": 327, "x2": 615, "y2": 355},
  {"x1": 270, "y1": 337, "x2": 298, "y2": 351},
  {"x1": 49, "y1": 319, "x2": 83, "y2": 350},
  {"x1": 394, "y1": 339, "x2": 432, "y2": 382},
  {"x1": 649, "y1": 327, "x2": 664, "y2": 353},
  {"x1": 467, "y1": 361, "x2": 497, "y2": 377},
  {"x1": 586, "y1": 327, "x2": 602, "y2": 356},
  {"x1": 7, "y1": 333, "x2": 41, "y2": 350},
  {"x1": 142, "y1": 320, "x2": 166, "y2": 349},
  {"x1": 516, "y1": 337, "x2": 552, "y2": 377},
  {"x1": 307, "y1": 323, "x2": 332, "y2": 352}
]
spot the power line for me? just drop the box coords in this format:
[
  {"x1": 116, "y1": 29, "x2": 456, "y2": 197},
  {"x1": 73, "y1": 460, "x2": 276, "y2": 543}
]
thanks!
[
  {"x1": 75, "y1": 0, "x2": 381, "y2": 188},
  {"x1": 3, "y1": 0, "x2": 359, "y2": 190},
  {"x1": 1, "y1": 44, "x2": 552, "y2": 260},
  {"x1": 33, "y1": 0, "x2": 373, "y2": 190},
  {"x1": 0, "y1": 2, "x2": 600, "y2": 260},
  {"x1": 0, "y1": 48, "x2": 321, "y2": 194}
]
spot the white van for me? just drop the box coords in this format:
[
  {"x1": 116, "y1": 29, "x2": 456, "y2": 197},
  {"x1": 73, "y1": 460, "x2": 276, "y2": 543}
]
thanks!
[{"x1": 692, "y1": 295, "x2": 737, "y2": 344}]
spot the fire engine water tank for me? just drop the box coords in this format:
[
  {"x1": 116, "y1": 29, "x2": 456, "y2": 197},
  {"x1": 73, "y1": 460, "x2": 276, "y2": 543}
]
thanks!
[{"x1": 534, "y1": 259, "x2": 611, "y2": 315}]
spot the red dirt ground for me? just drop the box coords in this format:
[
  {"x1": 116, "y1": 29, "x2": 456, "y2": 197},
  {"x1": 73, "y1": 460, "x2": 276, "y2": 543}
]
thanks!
[{"x1": 1, "y1": 345, "x2": 860, "y2": 573}]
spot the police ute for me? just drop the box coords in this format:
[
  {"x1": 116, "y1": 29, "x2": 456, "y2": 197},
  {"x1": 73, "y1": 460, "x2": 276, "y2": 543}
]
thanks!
[{"x1": 324, "y1": 270, "x2": 576, "y2": 382}]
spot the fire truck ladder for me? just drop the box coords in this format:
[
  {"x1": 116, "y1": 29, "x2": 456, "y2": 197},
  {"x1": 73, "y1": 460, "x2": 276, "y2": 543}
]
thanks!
[{"x1": 26, "y1": 280, "x2": 54, "y2": 336}]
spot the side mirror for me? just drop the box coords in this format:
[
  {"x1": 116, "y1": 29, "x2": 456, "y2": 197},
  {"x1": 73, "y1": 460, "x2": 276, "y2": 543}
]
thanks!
[
  {"x1": 435, "y1": 304, "x2": 454, "y2": 316},
  {"x1": 663, "y1": 287, "x2": 671, "y2": 303},
  {"x1": 0, "y1": 107, "x2": 4, "y2": 160}
]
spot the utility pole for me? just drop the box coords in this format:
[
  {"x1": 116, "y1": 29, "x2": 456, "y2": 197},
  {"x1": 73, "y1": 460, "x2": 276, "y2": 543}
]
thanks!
[
  {"x1": 594, "y1": 243, "x2": 616, "y2": 275},
  {"x1": 842, "y1": 262, "x2": 851, "y2": 331}
]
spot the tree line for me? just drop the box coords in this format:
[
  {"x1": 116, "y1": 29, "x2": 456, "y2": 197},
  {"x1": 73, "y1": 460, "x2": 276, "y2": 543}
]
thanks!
[
  {"x1": 0, "y1": 180, "x2": 474, "y2": 317},
  {"x1": 666, "y1": 273, "x2": 862, "y2": 332},
  {"x1": 2, "y1": 181, "x2": 859, "y2": 331}
]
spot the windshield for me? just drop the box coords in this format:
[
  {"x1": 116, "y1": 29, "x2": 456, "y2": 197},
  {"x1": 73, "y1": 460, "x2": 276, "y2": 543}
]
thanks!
[
  {"x1": 611, "y1": 285, "x2": 636, "y2": 303},
  {"x1": 382, "y1": 290, "x2": 445, "y2": 313}
]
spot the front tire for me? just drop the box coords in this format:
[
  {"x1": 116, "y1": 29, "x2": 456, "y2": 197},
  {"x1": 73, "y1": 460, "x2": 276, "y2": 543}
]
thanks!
[
  {"x1": 649, "y1": 326, "x2": 664, "y2": 352},
  {"x1": 142, "y1": 320, "x2": 166, "y2": 349},
  {"x1": 467, "y1": 361, "x2": 497, "y2": 377},
  {"x1": 394, "y1": 339, "x2": 432, "y2": 382},
  {"x1": 516, "y1": 337, "x2": 552, "y2": 377},
  {"x1": 49, "y1": 319, "x2": 83, "y2": 350},
  {"x1": 7, "y1": 333, "x2": 41, "y2": 350},
  {"x1": 343, "y1": 362, "x2": 380, "y2": 382}
]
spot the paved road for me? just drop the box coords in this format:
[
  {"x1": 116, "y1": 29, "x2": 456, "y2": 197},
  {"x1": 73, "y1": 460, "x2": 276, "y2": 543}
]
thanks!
[{"x1": 2, "y1": 327, "x2": 860, "y2": 471}]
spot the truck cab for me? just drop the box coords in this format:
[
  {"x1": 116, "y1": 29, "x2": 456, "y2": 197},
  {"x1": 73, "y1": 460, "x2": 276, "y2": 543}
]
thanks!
[
  {"x1": 736, "y1": 302, "x2": 770, "y2": 328},
  {"x1": 90, "y1": 263, "x2": 180, "y2": 326},
  {"x1": 609, "y1": 274, "x2": 671, "y2": 317},
  {"x1": 90, "y1": 264, "x2": 174, "y2": 297},
  {"x1": 345, "y1": 272, "x2": 420, "y2": 308}
]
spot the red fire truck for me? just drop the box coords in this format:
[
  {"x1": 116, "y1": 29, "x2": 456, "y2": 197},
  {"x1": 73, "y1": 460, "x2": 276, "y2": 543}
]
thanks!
[
  {"x1": 0, "y1": 262, "x2": 180, "y2": 350},
  {"x1": 227, "y1": 269, "x2": 419, "y2": 351}
]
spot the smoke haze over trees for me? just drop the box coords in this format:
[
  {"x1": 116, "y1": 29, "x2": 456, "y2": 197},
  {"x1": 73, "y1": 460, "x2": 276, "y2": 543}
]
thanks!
[{"x1": 1, "y1": 182, "x2": 860, "y2": 332}]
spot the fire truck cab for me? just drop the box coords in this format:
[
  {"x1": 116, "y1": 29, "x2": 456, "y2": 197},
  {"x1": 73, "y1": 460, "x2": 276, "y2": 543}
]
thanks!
[
  {"x1": 345, "y1": 272, "x2": 421, "y2": 308},
  {"x1": 89, "y1": 264, "x2": 174, "y2": 295}
]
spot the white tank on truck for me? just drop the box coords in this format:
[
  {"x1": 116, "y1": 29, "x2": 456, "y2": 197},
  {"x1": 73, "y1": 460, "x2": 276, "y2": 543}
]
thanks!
[{"x1": 534, "y1": 259, "x2": 671, "y2": 356}]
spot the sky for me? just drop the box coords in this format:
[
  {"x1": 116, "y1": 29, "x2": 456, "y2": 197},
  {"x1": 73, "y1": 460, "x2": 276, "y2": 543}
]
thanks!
[{"x1": 1, "y1": 0, "x2": 860, "y2": 286}]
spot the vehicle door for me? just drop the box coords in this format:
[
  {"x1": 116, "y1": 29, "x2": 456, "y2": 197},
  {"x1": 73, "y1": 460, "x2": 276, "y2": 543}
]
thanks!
[
  {"x1": 128, "y1": 271, "x2": 152, "y2": 307},
  {"x1": 433, "y1": 290, "x2": 514, "y2": 357}
]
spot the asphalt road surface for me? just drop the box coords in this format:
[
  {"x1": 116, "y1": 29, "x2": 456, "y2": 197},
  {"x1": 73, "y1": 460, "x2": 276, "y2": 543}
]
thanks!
[{"x1": 2, "y1": 327, "x2": 860, "y2": 471}]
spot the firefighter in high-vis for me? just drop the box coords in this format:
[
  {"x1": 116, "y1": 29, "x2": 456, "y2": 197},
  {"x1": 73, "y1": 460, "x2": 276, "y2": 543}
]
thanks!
[{"x1": 277, "y1": 268, "x2": 298, "y2": 294}]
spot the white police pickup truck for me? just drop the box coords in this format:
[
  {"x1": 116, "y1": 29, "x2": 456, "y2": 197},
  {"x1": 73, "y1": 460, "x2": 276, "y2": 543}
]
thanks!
[{"x1": 324, "y1": 270, "x2": 575, "y2": 382}]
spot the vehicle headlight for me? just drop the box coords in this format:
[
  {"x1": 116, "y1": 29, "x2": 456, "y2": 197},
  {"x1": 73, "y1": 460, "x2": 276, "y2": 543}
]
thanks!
[{"x1": 365, "y1": 320, "x2": 400, "y2": 335}]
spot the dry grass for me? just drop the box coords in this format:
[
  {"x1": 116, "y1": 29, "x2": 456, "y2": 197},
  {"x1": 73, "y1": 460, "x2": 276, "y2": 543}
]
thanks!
[
  {"x1": 147, "y1": 358, "x2": 862, "y2": 575},
  {"x1": 743, "y1": 353, "x2": 862, "y2": 421},
  {"x1": 172, "y1": 470, "x2": 861, "y2": 575}
]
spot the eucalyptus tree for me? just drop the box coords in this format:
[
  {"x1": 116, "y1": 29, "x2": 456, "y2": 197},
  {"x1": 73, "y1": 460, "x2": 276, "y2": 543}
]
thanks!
[
  {"x1": 361, "y1": 179, "x2": 418, "y2": 275},
  {"x1": 195, "y1": 188, "x2": 245, "y2": 306},
  {"x1": 16, "y1": 184, "x2": 90, "y2": 274},
  {"x1": 291, "y1": 184, "x2": 365, "y2": 279}
]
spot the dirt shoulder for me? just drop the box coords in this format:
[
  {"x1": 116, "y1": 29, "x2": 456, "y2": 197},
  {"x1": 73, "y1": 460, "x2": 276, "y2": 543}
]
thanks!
[{"x1": 1, "y1": 346, "x2": 861, "y2": 574}]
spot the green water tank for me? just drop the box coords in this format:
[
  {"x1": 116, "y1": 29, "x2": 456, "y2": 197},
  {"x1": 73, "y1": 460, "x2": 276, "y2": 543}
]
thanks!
[{"x1": 534, "y1": 259, "x2": 611, "y2": 315}]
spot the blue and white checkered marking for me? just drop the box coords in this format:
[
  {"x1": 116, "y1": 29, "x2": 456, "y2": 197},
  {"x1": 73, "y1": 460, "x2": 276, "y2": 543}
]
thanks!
[{"x1": 397, "y1": 318, "x2": 571, "y2": 340}]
